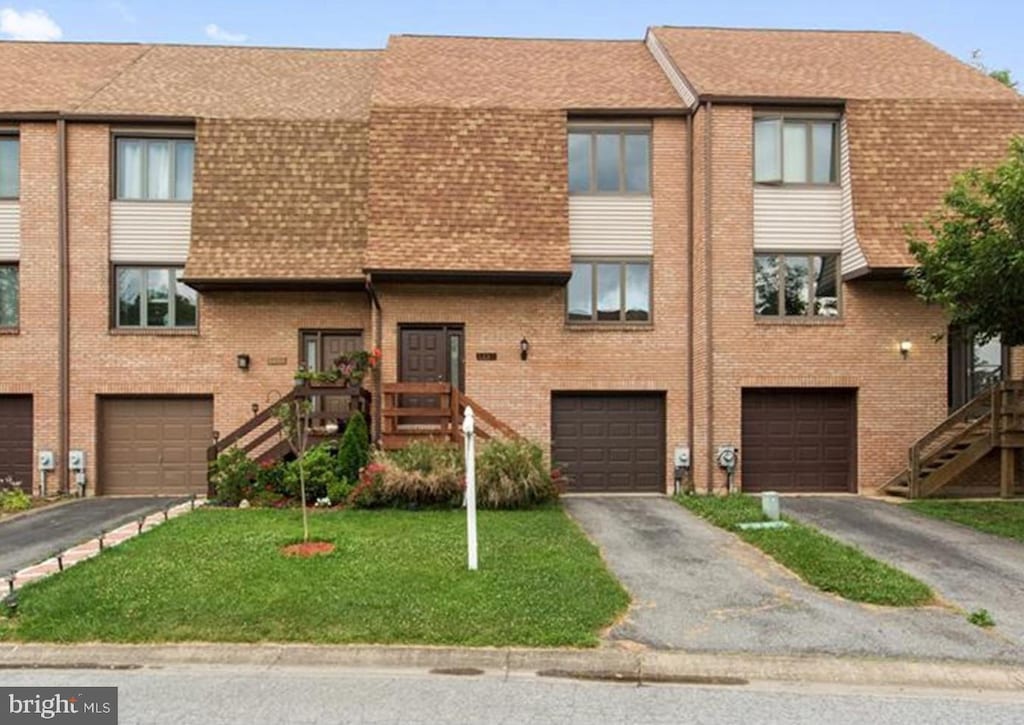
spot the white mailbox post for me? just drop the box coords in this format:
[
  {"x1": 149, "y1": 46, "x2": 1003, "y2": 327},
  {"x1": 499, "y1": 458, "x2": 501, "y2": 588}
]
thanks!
[{"x1": 462, "y1": 406, "x2": 478, "y2": 571}]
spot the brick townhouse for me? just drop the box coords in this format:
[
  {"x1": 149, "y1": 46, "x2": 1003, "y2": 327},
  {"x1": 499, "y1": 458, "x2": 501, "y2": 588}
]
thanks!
[{"x1": 0, "y1": 27, "x2": 1022, "y2": 500}]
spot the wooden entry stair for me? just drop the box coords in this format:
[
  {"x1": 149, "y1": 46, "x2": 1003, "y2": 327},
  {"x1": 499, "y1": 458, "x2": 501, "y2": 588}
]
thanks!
[
  {"x1": 881, "y1": 380, "x2": 1024, "y2": 498},
  {"x1": 380, "y1": 382, "x2": 520, "y2": 449}
]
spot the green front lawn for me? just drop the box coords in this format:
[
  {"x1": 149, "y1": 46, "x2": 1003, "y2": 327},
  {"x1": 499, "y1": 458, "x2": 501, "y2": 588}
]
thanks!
[
  {"x1": 905, "y1": 500, "x2": 1024, "y2": 543},
  {"x1": 676, "y1": 495, "x2": 934, "y2": 607},
  {"x1": 0, "y1": 507, "x2": 628, "y2": 647}
]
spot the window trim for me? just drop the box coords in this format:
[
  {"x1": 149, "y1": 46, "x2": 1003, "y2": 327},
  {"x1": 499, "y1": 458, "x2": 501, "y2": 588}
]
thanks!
[
  {"x1": 567, "y1": 124, "x2": 653, "y2": 196},
  {"x1": 753, "y1": 251, "x2": 842, "y2": 320},
  {"x1": 110, "y1": 131, "x2": 196, "y2": 203},
  {"x1": 0, "y1": 261, "x2": 18, "y2": 330},
  {"x1": 0, "y1": 131, "x2": 19, "y2": 201},
  {"x1": 566, "y1": 256, "x2": 654, "y2": 325},
  {"x1": 753, "y1": 113, "x2": 840, "y2": 187},
  {"x1": 111, "y1": 263, "x2": 198, "y2": 330}
]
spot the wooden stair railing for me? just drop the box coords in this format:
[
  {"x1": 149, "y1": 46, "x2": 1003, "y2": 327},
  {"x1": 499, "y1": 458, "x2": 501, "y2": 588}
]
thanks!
[
  {"x1": 882, "y1": 380, "x2": 1024, "y2": 499},
  {"x1": 207, "y1": 384, "x2": 372, "y2": 494},
  {"x1": 380, "y1": 382, "x2": 519, "y2": 449}
]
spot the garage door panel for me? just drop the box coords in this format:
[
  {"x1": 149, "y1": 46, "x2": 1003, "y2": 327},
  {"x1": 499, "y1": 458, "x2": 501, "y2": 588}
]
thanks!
[
  {"x1": 100, "y1": 397, "x2": 212, "y2": 495},
  {"x1": 742, "y1": 389, "x2": 855, "y2": 494},
  {"x1": 552, "y1": 393, "x2": 665, "y2": 493},
  {"x1": 0, "y1": 396, "x2": 33, "y2": 492}
]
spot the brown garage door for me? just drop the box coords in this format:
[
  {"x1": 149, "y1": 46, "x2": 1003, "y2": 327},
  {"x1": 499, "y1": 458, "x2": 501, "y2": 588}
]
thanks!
[
  {"x1": 551, "y1": 393, "x2": 665, "y2": 493},
  {"x1": 742, "y1": 388, "x2": 856, "y2": 493},
  {"x1": 0, "y1": 395, "x2": 32, "y2": 492},
  {"x1": 99, "y1": 397, "x2": 213, "y2": 495}
]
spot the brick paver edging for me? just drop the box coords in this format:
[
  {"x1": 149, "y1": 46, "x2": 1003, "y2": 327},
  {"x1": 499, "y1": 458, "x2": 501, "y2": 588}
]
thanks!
[{"x1": 4, "y1": 498, "x2": 207, "y2": 595}]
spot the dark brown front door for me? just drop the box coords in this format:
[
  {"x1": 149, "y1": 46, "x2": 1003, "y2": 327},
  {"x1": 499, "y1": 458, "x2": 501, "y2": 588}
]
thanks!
[
  {"x1": 399, "y1": 326, "x2": 464, "y2": 412},
  {"x1": 551, "y1": 393, "x2": 665, "y2": 493},
  {"x1": 0, "y1": 395, "x2": 32, "y2": 492},
  {"x1": 741, "y1": 388, "x2": 856, "y2": 493},
  {"x1": 99, "y1": 396, "x2": 213, "y2": 495},
  {"x1": 301, "y1": 330, "x2": 363, "y2": 417}
]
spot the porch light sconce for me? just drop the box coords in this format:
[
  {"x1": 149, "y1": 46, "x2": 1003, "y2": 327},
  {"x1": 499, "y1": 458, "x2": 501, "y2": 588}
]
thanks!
[
  {"x1": 899, "y1": 340, "x2": 912, "y2": 359},
  {"x1": 236, "y1": 353, "x2": 251, "y2": 371},
  {"x1": 251, "y1": 402, "x2": 259, "y2": 417},
  {"x1": 520, "y1": 337, "x2": 530, "y2": 361}
]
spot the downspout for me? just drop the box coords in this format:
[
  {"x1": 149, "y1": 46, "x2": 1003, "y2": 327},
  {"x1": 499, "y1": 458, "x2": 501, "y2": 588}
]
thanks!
[
  {"x1": 57, "y1": 119, "x2": 70, "y2": 495},
  {"x1": 364, "y1": 273, "x2": 383, "y2": 443},
  {"x1": 686, "y1": 111, "x2": 694, "y2": 490},
  {"x1": 703, "y1": 102, "x2": 714, "y2": 494}
]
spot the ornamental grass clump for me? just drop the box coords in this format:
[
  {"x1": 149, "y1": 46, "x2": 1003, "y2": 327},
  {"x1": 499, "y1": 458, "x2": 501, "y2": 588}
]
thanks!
[{"x1": 476, "y1": 439, "x2": 559, "y2": 509}]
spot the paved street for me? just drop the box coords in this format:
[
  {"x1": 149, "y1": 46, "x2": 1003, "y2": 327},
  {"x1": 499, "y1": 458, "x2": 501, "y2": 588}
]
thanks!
[
  {"x1": 565, "y1": 497, "x2": 1023, "y2": 662},
  {"x1": 2, "y1": 664, "x2": 1022, "y2": 724},
  {"x1": 0, "y1": 497, "x2": 186, "y2": 575}
]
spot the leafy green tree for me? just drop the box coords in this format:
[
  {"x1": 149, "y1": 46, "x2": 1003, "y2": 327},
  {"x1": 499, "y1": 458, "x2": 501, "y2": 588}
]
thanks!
[
  {"x1": 970, "y1": 50, "x2": 1018, "y2": 90},
  {"x1": 908, "y1": 137, "x2": 1024, "y2": 346}
]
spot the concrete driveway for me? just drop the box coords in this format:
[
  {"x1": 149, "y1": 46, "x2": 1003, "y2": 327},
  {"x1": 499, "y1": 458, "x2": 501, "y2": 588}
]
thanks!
[
  {"x1": 565, "y1": 497, "x2": 1024, "y2": 663},
  {"x1": 783, "y1": 496, "x2": 1024, "y2": 645},
  {"x1": 0, "y1": 497, "x2": 185, "y2": 575}
]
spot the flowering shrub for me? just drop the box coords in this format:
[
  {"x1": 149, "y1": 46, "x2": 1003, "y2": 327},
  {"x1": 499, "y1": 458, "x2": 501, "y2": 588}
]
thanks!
[{"x1": 209, "y1": 448, "x2": 258, "y2": 506}]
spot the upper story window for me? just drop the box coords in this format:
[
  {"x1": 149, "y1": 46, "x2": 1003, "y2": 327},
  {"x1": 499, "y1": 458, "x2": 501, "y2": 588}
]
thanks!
[
  {"x1": 567, "y1": 258, "x2": 651, "y2": 323},
  {"x1": 568, "y1": 128, "x2": 651, "y2": 194},
  {"x1": 754, "y1": 253, "x2": 839, "y2": 318},
  {"x1": 115, "y1": 265, "x2": 197, "y2": 329},
  {"x1": 0, "y1": 263, "x2": 17, "y2": 328},
  {"x1": 0, "y1": 135, "x2": 19, "y2": 199},
  {"x1": 115, "y1": 137, "x2": 195, "y2": 201},
  {"x1": 754, "y1": 115, "x2": 837, "y2": 185}
]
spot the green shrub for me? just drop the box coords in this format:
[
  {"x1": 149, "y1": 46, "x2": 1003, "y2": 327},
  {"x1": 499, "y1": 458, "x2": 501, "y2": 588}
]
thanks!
[
  {"x1": 326, "y1": 477, "x2": 354, "y2": 506},
  {"x1": 284, "y1": 443, "x2": 342, "y2": 503},
  {"x1": 255, "y1": 459, "x2": 289, "y2": 496},
  {"x1": 968, "y1": 608, "x2": 996, "y2": 627},
  {"x1": 476, "y1": 439, "x2": 558, "y2": 509},
  {"x1": 0, "y1": 478, "x2": 32, "y2": 513},
  {"x1": 388, "y1": 440, "x2": 464, "y2": 474},
  {"x1": 209, "y1": 448, "x2": 258, "y2": 506},
  {"x1": 337, "y1": 411, "x2": 370, "y2": 482}
]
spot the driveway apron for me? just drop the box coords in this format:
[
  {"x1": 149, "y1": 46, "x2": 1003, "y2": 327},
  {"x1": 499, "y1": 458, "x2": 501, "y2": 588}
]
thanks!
[
  {"x1": 564, "y1": 496, "x2": 1024, "y2": 663},
  {"x1": 784, "y1": 496, "x2": 1024, "y2": 645},
  {"x1": 0, "y1": 497, "x2": 185, "y2": 575}
]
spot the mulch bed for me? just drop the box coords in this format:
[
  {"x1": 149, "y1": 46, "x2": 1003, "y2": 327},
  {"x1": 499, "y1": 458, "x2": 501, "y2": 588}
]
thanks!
[{"x1": 280, "y1": 541, "x2": 335, "y2": 557}]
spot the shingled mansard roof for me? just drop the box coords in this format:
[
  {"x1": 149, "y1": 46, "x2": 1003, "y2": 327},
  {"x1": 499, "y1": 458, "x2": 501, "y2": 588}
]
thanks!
[{"x1": 2, "y1": 29, "x2": 1021, "y2": 277}]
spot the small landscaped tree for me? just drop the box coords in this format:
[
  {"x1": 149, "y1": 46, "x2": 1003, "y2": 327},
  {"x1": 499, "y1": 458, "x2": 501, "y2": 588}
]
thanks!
[
  {"x1": 908, "y1": 136, "x2": 1024, "y2": 347},
  {"x1": 275, "y1": 397, "x2": 312, "y2": 543}
]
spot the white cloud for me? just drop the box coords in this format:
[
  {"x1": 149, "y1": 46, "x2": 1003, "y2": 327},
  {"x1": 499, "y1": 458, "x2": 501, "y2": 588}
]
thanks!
[
  {"x1": 203, "y1": 23, "x2": 247, "y2": 44},
  {"x1": 0, "y1": 8, "x2": 63, "y2": 41}
]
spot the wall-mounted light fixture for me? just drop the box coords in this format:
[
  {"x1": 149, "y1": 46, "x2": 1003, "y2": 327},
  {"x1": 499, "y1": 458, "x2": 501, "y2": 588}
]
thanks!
[
  {"x1": 251, "y1": 402, "x2": 259, "y2": 417},
  {"x1": 237, "y1": 353, "x2": 251, "y2": 371},
  {"x1": 520, "y1": 337, "x2": 530, "y2": 361},
  {"x1": 899, "y1": 340, "x2": 912, "y2": 359}
]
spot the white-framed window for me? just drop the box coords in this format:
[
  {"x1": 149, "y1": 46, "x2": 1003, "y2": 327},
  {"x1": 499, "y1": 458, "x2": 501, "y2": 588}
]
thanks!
[
  {"x1": 567, "y1": 258, "x2": 652, "y2": 323},
  {"x1": 115, "y1": 137, "x2": 195, "y2": 201},
  {"x1": 754, "y1": 116, "x2": 837, "y2": 185},
  {"x1": 115, "y1": 265, "x2": 197, "y2": 328},
  {"x1": 754, "y1": 253, "x2": 840, "y2": 318}
]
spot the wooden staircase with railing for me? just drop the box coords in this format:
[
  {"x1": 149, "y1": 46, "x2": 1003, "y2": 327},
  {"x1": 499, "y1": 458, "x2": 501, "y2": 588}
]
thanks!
[
  {"x1": 380, "y1": 382, "x2": 519, "y2": 449},
  {"x1": 207, "y1": 384, "x2": 371, "y2": 478},
  {"x1": 881, "y1": 380, "x2": 1024, "y2": 499}
]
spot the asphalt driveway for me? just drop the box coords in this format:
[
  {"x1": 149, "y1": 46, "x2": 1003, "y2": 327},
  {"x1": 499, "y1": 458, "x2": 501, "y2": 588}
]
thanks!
[
  {"x1": 0, "y1": 497, "x2": 186, "y2": 575},
  {"x1": 565, "y1": 496, "x2": 1024, "y2": 663},
  {"x1": 783, "y1": 496, "x2": 1024, "y2": 645}
]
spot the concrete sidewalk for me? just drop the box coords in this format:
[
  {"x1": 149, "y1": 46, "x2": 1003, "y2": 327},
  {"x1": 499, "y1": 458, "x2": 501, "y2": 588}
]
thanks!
[
  {"x1": 564, "y1": 497, "x2": 1024, "y2": 663},
  {"x1": 784, "y1": 496, "x2": 1024, "y2": 644},
  {"x1": 1, "y1": 642, "x2": 1023, "y2": 693}
]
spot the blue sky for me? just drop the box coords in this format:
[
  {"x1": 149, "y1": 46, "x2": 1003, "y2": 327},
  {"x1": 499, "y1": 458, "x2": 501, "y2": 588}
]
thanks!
[{"x1": 1, "y1": 1, "x2": 1021, "y2": 80}]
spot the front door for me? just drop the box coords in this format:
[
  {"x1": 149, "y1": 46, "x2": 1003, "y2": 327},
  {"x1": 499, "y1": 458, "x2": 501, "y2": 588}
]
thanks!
[
  {"x1": 948, "y1": 328, "x2": 1007, "y2": 410},
  {"x1": 399, "y1": 325, "x2": 464, "y2": 414},
  {"x1": 301, "y1": 330, "x2": 363, "y2": 418}
]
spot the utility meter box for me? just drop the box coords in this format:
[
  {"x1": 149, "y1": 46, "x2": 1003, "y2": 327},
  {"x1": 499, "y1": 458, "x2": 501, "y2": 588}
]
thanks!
[
  {"x1": 673, "y1": 446, "x2": 690, "y2": 470},
  {"x1": 38, "y1": 450, "x2": 56, "y2": 471},
  {"x1": 715, "y1": 445, "x2": 738, "y2": 472},
  {"x1": 69, "y1": 450, "x2": 87, "y2": 472}
]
